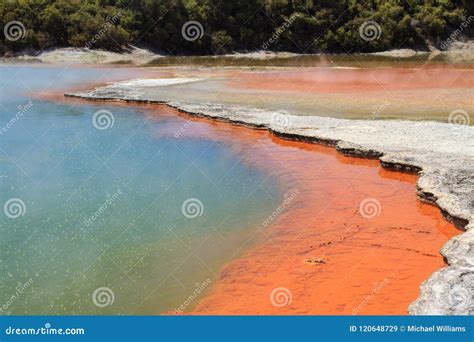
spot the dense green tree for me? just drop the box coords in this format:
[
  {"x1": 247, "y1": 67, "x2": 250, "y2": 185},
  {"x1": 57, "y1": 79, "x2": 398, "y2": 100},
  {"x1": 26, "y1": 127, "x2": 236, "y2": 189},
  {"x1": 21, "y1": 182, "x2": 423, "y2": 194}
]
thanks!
[{"x1": 0, "y1": 0, "x2": 471, "y2": 56}]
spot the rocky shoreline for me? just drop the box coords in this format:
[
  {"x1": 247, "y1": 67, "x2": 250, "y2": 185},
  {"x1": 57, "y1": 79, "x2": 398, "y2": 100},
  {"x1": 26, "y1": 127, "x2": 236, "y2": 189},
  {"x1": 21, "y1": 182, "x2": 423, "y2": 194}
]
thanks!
[
  {"x1": 2, "y1": 47, "x2": 162, "y2": 65},
  {"x1": 64, "y1": 80, "x2": 473, "y2": 315},
  {"x1": 4, "y1": 42, "x2": 474, "y2": 66}
]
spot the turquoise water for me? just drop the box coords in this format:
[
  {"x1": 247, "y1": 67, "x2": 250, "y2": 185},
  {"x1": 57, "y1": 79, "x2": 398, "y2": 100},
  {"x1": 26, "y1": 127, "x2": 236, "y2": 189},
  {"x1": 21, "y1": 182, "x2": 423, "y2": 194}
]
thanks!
[{"x1": 0, "y1": 65, "x2": 280, "y2": 314}]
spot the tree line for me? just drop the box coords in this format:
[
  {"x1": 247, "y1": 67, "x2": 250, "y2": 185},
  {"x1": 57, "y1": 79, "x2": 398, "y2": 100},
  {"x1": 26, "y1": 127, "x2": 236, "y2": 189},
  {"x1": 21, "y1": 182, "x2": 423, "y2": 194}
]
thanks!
[{"x1": 1, "y1": 0, "x2": 473, "y2": 56}]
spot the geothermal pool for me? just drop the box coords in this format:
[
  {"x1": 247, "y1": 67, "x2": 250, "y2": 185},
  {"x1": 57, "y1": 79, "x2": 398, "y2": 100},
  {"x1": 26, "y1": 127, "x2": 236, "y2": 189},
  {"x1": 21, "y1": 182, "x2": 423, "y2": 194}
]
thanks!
[{"x1": 0, "y1": 64, "x2": 460, "y2": 315}]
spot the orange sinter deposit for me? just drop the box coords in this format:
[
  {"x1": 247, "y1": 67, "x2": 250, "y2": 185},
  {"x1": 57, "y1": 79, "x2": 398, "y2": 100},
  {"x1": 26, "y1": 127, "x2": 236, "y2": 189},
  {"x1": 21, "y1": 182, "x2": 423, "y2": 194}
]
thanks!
[
  {"x1": 220, "y1": 66, "x2": 474, "y2": 121},
  {"x1": 140, "y1": 104, "x2": 460, "y2": 315},
  {"x1": 228, "y1": 66, "x2": 474, "y2": 93}
]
